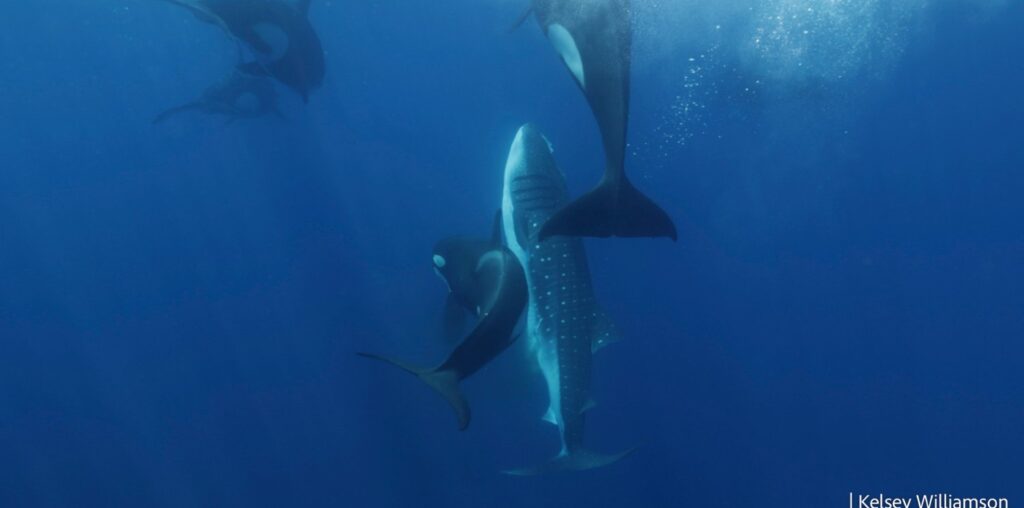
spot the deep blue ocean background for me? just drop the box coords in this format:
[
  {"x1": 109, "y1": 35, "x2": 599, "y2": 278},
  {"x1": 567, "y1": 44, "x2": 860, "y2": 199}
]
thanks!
[{"x1": 2, "y1": 0, "x2": 1022, "y2": 506}]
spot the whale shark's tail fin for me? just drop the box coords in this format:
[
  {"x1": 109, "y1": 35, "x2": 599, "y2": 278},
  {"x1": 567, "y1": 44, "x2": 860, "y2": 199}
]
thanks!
[
  {"x1": 152, "y1": 103, "x2": 203, "y2": 125},
  {"x1": 538, "y1": 176, "x2": 676, "y2": 241},
  {"x1": 356, "y1": 353, "x2": 470, "y2": 430},
  {"x1": 504, "y1": 447, "x2": 636, "y2": 475}
]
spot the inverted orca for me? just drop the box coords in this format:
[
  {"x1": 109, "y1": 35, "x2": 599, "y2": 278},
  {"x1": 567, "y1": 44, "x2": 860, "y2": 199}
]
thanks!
[
  {"x1": 432, "y1": 212, "x2": 506, "y2": 342},
  {"x1": 359, "y1": 243, "x2": 527, "y2": 430},
  {"x1": 161, "y1": 0, "x2": 324, "y2": 102},
  {"x1": 152, "y1": 70, "x2": 283, "y2": 124},
  {"x1": 501, "y1": 123, "x2": 633, "y2": 474},
  {"x1": 518, "y1": 0, "x2": 677, "y2": 241}
]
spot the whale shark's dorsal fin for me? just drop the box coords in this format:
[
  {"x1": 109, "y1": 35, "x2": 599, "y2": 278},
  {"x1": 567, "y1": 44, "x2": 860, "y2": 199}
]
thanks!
[
  {"x1": 581, "y1": 398, "x2": 597, "y2": 414},
  {"x1": 297, "y1": 0, "x2": 312, "y2": 16}
]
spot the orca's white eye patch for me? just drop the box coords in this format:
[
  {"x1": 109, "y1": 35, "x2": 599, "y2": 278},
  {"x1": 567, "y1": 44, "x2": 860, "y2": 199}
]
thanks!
[
  {"x1": 546, "y1": 24, "x2": 585, "y2": 89},
  {"x1": 433, "y1": 254, "x2": 446, "y2": 268}
]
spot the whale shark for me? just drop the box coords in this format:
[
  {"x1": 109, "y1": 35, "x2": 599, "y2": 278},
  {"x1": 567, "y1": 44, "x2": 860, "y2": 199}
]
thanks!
[
  {"x1": 359, "y1": 240, "x2": 527, "y2": 431},
  {"x1": 152, "y1": 70, "x2": 283, "y2": 124},
  {"x1": 501, "y1": 124, "x2": 633, "y2": 474},
  {"x1": 517, "y1": 0, "x2": 677, "y2": 241},
  {"x1": 160, "y1": 0, "x2": 325, "y2": 102}
]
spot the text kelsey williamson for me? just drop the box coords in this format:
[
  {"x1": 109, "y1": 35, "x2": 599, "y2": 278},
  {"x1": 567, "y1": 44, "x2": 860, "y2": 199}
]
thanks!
[{"x1": 850, "y1": 493, "x2": 1009, "y2": 508}]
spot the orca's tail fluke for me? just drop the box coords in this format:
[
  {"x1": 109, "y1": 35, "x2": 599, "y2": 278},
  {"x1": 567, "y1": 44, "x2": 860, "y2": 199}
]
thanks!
[
  {"x1": 537, "y1": 176, "x2": 677, "y2": 241},
  {"x1": 356, "y1": 352, "x2": 470, "y2": 430},
  {"x1": 152, "y1": 103, "x2": 201, "y2": 125},
  {"x1": 504, "y1": 447, "x2": 636, "y2": 475}
]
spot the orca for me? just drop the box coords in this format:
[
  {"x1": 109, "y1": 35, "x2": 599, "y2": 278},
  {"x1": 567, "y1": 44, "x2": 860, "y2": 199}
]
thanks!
[
  {"x1": 431, "y1": 212, "x2": 506, "y2": 342},
  {"x1": 516, "y1": 0, "x2": 677, "y2": 241},
  {"x1": 501, "y1": 123, "x2": 633, "y2": 474},
  {"x1": 359, "y1": 234, "x2": 527, "y2": 431},
  {"x1": 152, "y1": 70, "x2": 283, "y2": 124},
  {"x1": 160, "y1": 0, "x2": 325, "y2": 102}
]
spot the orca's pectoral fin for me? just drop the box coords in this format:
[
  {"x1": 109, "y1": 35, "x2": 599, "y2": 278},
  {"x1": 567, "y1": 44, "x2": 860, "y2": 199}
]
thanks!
[
  {"x1": 538, "y1": 177, "x2": 677, "y2": 241},
  {"x1": 357, "y1": 353, "x2": 470, "y2": 430},
  {"x1": 440, "y1": 294, "x2": 468, "y2": 344},
  {"x1": 504, "y1": 447, "x2": 636, "y2": 475},
  {"x1": 507, "y1": 6, "x2": 534, "y2": 33},
  {"x1": 490, "y1": 208, "x2": 504, "y2": 247}
]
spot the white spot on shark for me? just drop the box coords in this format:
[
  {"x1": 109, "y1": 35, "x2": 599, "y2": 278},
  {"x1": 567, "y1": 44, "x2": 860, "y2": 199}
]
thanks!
[{"x1": 433, "y1": 254, "x2": 446, "y2": 268}]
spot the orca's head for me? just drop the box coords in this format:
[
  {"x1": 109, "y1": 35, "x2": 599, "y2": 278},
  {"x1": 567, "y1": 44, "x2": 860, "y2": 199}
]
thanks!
[{"x1": 431, "y1": 237, "x2": 491, "y2": 296}]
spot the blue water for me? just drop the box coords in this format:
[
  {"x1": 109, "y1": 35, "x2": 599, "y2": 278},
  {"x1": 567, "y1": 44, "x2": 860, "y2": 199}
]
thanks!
[{"x1": 2, "y1": 1, "x2": 1022, "y2": 506}]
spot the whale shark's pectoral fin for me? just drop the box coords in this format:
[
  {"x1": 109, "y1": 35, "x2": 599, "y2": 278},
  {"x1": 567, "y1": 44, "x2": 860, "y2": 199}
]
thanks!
[
  {"x1": 504, "y1": 447, "x2": 636, "y2": 475},
  {"x1": 542, "y1": 407, "x2": 559, "y2": 425},
  {"x1": 357, "y1": 353, "x2": 471, "y2": 430},
  {"x1": 538, "y1": 176, "x2": 678, "y2": 241},
  {"x1": 507, "y1": 6, "x2": 534, "y2": 33},
  {"x1": 591, "y1": 310, "x2": 623, "y2": 353}
]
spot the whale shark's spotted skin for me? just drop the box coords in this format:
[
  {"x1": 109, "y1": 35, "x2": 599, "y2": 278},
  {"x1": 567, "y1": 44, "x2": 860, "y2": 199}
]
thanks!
[{"x1": 502, "y1": 124, "x2": 620, "y2": 459}]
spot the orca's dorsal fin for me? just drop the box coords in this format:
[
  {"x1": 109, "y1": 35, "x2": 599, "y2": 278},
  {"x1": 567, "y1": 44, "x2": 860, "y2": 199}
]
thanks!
[
  {"x1": 507, "y1": 6, "x2": 534, "y2": 33},
  {"x1": 296, "y1": 0, "x2": 312, "y2": 16},
  {"x1": 491, "y1": 209, "x2": 504, "y2": 247}
]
